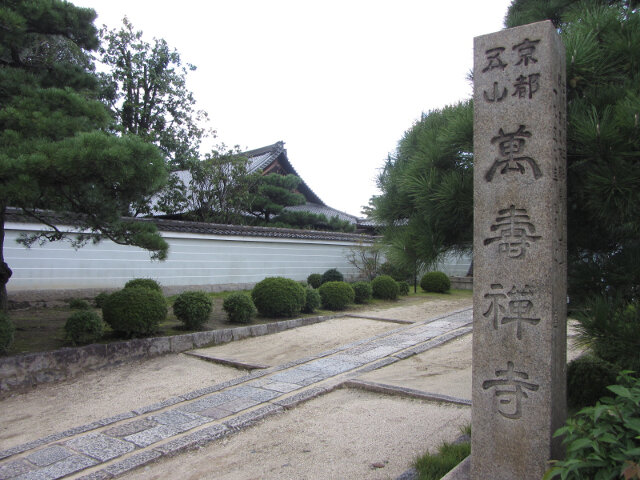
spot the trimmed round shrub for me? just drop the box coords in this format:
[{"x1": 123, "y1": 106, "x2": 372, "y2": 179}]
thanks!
[
  {"x1": 567, "y1": 355, "x2": 619, "y2": 409},
  {"x1": 321, "y1": 268, "x2": 344, "y2": 284},
  {"x1": 0, "y1": 313, "x2": 15, "y2": 354},
  {"x1": 94, "y1": 292, "x2": 111, "y2": 309},
  {"x1": 251, "y1": 277, "x2": 306, "y2": 318},
  {"x1": 303, "y1": 287, "x2": 321, "y2": 313},
  {"x1": 223, "y1": 293, "x2": 256, "y2": 324},
  {"x1": 397, "y1": 281, "x2": 410, "y2": 296},
  {"x1": 371, "y1": 275, "x2": 399, "y2": 300},
  {"x1": 173, "y1": 291, "x2": 212, "y2": 329},
  {"x1": 307, "y1": 273, "x2": 323, "y2": 289},
  {"x1": 318, "y1": 281, "x2": 355, "y2": 310},
  {"x1": 124, "y1": 278, "x2": 162, "y2": 293},
  {"x1": 352, "y1": 281, "x2": 373, "y2": 304},
  {"x1": 64, "y1": 310, "x2": 104, "y2": 345},
  {"x1": 103, "y1": 288, "x2": 167, "y2": 337},
  {"x1": 420, "y1": 271, "x2": 451, "y2": 293},
  {"x1": 69, "y1": 298, "x2": 90, "y2": 310}
]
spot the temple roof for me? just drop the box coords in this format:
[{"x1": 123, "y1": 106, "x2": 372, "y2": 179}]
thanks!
[
  {"x1": 150, "y1": 141, "x2": 373, "y2": 230},
  {"x1": 245, "y1": 141, "x2": 325, "y2": 206}
]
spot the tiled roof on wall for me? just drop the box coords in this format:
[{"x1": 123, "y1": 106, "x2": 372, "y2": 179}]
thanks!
[{"x1": 4, "y1": 208, "x2": 375, "y2": 243}]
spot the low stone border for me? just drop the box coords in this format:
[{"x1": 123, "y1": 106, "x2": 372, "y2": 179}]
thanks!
[
  {"x1": 441, "y1": 456, "x2": 470, "y2": 480},
  {"x1": 0, "y1": 314, "x2": 341, "y2": 397},
  {"x1": 450, "y1": 276, "x2": 473, "y2": 290},
  {"x1": 183, "y1": 352, "x2": 270, "y2": 370},
  {"x1": 343, "y1": 379, "x2": 472, "y2": 406},
  {"x1": 346, "y1": 314, "x2": 414, "y2": 324}
]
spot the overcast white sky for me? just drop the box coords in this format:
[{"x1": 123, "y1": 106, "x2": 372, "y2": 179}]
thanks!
[{"x1": 72, "y1": 0, "x2": 512, "y2": 217}]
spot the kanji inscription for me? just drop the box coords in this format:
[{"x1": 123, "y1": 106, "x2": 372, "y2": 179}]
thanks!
[
  {"x1": 486, "y1": 125, "x2": 542, "y2": 181},
  {"x1": 481, "y1": 37, "x2": 542, "y2": 103},
  {"x1": 483, "y1": 205, "x2": 541, "y2": 258},
  {"x1": 483, "y1": 284, "x2": 540, "y2": 339},
  {"x1": 482, "y1": 361, "x2": 539, "y2": 419}
]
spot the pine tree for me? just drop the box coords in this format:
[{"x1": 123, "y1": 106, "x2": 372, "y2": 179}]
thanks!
[
  {"x1": 0, "y1": 0, "x2": 169, "y2": 311},
  {"x1": 507, "y1": 0, "x2": 640, "y2": 302},
  {"x1": 368, "y1": 101, "x2": 474, "y2": 271}
]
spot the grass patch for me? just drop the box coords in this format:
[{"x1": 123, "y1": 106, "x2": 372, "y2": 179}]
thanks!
[{"x1": 414, "y1": 441, "x2": 470, "y2": 480}]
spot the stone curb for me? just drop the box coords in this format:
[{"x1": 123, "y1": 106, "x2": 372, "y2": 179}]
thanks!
[
  {"x1": 182, "y1": 352, "x2": 270, "y2": 370},
  {"x1": 0, "y1": 314, "x2": 343, "y2": 397},
  {"x1": 346, "y1": 314, "x2": 414, "y2": 324},
  {"x1": 343, "y1": 379, "x2": 472, "y2": 406},
  {"x1": 440, "y1": 456, "x2": 470, "y2": 480}
]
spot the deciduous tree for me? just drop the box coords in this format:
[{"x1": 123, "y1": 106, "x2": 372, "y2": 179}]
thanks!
[
  {"x1": 156, "y1": 145, "x2": 255, "y2": 224},
  {"x1": 98, "y1": 17, "x2": 210, "y2": 170}
]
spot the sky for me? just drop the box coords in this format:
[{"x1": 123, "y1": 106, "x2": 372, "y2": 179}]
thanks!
[{"x1": 72, "y1": 0, "x2": 513, "y2": 217}]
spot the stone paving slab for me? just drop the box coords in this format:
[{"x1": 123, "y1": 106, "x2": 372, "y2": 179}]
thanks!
[
  {"x1": 0, "y1": 459, "x2": 34, "y2": 479},
  {"x1": 14, "y1": 454, "x2": 97, "y2": 480},
  {"x1": 103, "y1": 419, "x2": 158, "y2": 439},
  {"x1": 103, "y1": 450, "x2": 163, "y2": 478},
  {"x1": 228, "y1": 385, "x2": 282, "y2": 402},
  {"x1": 26, "y1": 446, "x2": 72, "y2": 468},
  {"x1": 153, "y1": 423, "x2": 229, "y2": 457},
  {"x1": 65, "y1": 435, "x2": 135, "y2": 462},
  {"x1": 223, "y1": 404, "x2": 284, "y2": 430},
  {"x1": 0, "y1": 307, "x2": 473, "y2": 480}
]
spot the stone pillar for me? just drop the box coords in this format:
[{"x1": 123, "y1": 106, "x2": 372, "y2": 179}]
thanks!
[{"x1": 472, "y1": 21, "x2": 567, "y2": 480}]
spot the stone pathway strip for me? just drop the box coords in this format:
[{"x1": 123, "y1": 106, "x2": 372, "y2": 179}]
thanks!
[{"x1": 0, "y1": 307, "x2": 472, "y2": 480}]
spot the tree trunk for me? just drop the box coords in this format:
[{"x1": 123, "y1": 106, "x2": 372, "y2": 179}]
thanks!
[{"x1": 0, "y1": 206, "x2": 13, "y2": 313}]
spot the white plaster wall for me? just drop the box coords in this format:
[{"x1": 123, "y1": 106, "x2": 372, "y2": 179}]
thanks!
[
  {"x1": 433, "y1": 251, "x2": 472, "y2": 277},
  {"x1": 4, "y1": 222, "x2": 368, "y2": 292}
]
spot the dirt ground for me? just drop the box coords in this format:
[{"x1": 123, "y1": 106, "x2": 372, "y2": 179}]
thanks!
[
  {"x1": 0, "y1": 298, "x2": 471, "y2": 451},
  {"x1": 1, "y1": 295, "x2": 588, "y2": 480},
  {"x1": 126, "y1": 390, "x2": 470, "y2": 480},
  {"x1": 2, "y1": 295, "x2": 483, "y2": 479},
  {"x1": 360, "y1": 319, "x2": 585, "y2": 402}
]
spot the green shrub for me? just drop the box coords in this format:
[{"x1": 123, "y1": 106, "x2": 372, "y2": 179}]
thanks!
[
  {"x1": 307, "y1": 273, "x2": 323, "y2": 289},
  {"x1": 94, "y1": 292, "x2": 111, "y2": 309},
  {"x1": 543, "y1": 372, "x2": 640, "y2": 480},
  {"x1": 574, "y1": 297, "x2": 640, "y2": 372},
  {"x1": 371, "y1": 275, "x2": 399, "y2": 300},
  {"x1": 318, "y1": 281, "x2": 354, "y2": 310},
  {"x1": 68, "y1": 298, "x2": 90, "y2": 310},
  {"x1": 124, "y1": 278, "x2": 162, "y2": 293},
  {"x1": 567, "y1": 355, "x2": 619, "y2": 410},
  {"x1": 102, "y1": 288, "x2": 167, "y2": 337},
  {"x1": 420, "y1": 271, "x2": 451, "y2": 293},
  {"x1": 223, "y1": 293, "x2": 256, "y2": 324},
  {"x1": 64, "y1": 310, "x2": 104, "y2": 345},
  {"x1": 303, "y1": 287, "x2": 321, "y2": 313},
  {"x1": 321, "y1": 268, "x2": 344, "y2": 284},
  {"x1": 173, "y1": 291, "x2": 212, "y2": 329},
  {"x1": 352, "y1": 281, "x2": 373, "y2": 304},
  {"x1": 0, "y1": 312, "x2": 15, "y2": 354},
  {"x1": 397, "y1": 280, "x2": 410, "y2": 296},
  {"x1": 251, "y1": 277, "x2": 306, "y2": 318},
  {"x1": 378, "y1": 261, "x2": 412, "y2": 282}
]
